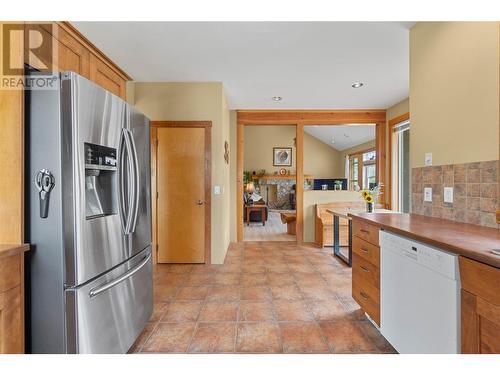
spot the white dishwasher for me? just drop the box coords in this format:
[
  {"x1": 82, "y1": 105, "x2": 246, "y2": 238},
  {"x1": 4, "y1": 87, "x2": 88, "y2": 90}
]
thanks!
[{"x1": 380, "y1": 230, "x2": 460, "y2": 354}]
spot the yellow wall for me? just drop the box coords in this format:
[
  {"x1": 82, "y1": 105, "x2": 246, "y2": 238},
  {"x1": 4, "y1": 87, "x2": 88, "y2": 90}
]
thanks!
[
  {"x1": 410, "y1": 22, "x2": 499, "y2": 167},
  {"x1": 129, "y1": 82, "x2": 231, "y2": 264}
]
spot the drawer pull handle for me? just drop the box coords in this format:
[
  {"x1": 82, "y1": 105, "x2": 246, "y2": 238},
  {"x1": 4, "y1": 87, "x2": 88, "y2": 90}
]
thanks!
[
  {"x1": 360, "y1": 291, "x2": 369, "y2": 300},
  {"x1": 360, "y1": 248, "x2": 369, "y2": 253},
  {"x1": 360, "y1": 266, "x2": 370, "y2": 273},
  {"x1": 360, "y1": 229, "x2": 370, "y2": 234}
]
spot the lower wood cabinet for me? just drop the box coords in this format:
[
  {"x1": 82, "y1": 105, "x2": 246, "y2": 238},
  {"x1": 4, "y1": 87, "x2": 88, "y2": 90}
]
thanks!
[
  {"x1": 0, "y1": 245, "x2": 28, "y2": 354},
  {"x1": 459, "y1": 256, "x2": 500, "y2": 354},
  {"x1": 351, "y1": 219, "x2": 381, "y2": 326},
  {"x1": 0, "y1": 286, "x2": 23, "y2": 353}
]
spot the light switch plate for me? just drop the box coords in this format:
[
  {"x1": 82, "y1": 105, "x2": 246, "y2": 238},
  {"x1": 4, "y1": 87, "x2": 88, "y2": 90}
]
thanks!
[
  {"x1": 444, "y1": 187, "x2": 453, "y2": 203},
  {"x1": 425, "y1": 153, "x2": 433, "y2": 166},
  {"x1": 424, "y1": 187, "x2": 432, "y2": 202},
  {"x1": 214, "y1": 185, "x2": 221, "y2": 195}
]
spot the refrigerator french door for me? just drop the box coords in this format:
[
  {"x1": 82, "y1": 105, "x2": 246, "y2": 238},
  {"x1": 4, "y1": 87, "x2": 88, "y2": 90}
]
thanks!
[{"x1": 28, "y1": 72, "x2": 152, "y2": 353}]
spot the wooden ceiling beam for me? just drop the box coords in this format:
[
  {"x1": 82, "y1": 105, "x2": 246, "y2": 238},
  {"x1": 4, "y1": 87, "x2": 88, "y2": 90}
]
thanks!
[{"x1": 237, "y1": 109, "x2": 386, "y2": 125}]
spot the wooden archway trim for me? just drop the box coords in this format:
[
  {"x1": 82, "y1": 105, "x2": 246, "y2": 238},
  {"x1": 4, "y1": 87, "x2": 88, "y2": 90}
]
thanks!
[{"x1": 236, "y1": 110, "x2": 387, "y2": 243}]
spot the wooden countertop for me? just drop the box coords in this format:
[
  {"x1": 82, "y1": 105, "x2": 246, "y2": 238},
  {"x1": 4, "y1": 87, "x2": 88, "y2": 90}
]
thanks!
[
  {"x1": 348, "y1": 213, "x2": 500, "y2": 269},
  {"x1": 0, "y1": 244, "x2": 30, "y2": 259},
  {"x1": 327, "y1": 208, "x2": 395, "y2": 220}
]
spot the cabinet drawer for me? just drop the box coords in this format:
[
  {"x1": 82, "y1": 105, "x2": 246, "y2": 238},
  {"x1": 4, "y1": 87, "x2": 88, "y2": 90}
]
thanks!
[
  {"x1": 352, "y1": 220, "x2": 379, "y2": 246},
  {"x1": 0, "y1": 254, "x2": 21, "y2": 292},
  {"x1": 459, "y1": 257, "x2": 500, "y2": 305},
  {"x1": 352, "y1": 253, "x2": 380, "y2": 289},
  {"x1": 352, "y1": 236, "x2": 380, "y2": 267},
  {"x1": 352, "y1": 280, "x2": 380, "y2": 325}
]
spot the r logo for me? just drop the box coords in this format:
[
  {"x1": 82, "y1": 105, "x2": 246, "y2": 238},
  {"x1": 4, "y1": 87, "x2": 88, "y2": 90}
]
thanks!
[{"x1": 2, "y1": 23, "x2": 54, "y2": 76}]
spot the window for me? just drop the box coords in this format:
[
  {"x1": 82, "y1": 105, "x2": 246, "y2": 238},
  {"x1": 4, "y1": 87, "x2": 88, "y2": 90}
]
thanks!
[
  {"x1": 350, "y1": 156, "x2": 359, "y2": 190},
  {"x1": 390, "y1": 116, "x2": 410, "y2": 213},
  {"x1": 349, "y1": 149, "x2": 376, "y2": 191},
  {"x1": 363, "y1": 150, "x2": 376, "y2": 162}
]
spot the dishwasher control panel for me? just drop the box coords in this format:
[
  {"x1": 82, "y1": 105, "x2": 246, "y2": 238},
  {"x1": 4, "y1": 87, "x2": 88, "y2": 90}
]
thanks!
[{"x1": 380, "y1": 230, "x2": 459, "y2": 280}]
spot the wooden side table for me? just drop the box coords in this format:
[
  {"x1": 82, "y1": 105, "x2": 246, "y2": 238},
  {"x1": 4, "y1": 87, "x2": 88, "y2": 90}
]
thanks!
[{"x1": 245, "y1": 204, "x2": 267, "y2": 226}]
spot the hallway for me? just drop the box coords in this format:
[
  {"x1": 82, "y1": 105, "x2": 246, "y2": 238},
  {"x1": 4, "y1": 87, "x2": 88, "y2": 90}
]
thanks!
[{"x1": 131, "y1": 242, "x2": 395, "y2": 354}]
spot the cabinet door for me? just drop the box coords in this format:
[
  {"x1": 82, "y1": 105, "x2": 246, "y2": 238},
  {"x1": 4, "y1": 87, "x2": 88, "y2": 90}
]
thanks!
[
  {"x1": 24, "y1": 23, "x2": 90, "y2": 77},
  {"x1": 0, "y1": 286, "x2": 23, "y2": 354},
  {"x1": 89, "y1": 54, "x2": 126, "y2": 99},
  {"x1": 461, "y1": 290, "x2": 500, "y2": 354},
  {"x1": 56, "y1": 27, "x2": 90, "y2": 78}
]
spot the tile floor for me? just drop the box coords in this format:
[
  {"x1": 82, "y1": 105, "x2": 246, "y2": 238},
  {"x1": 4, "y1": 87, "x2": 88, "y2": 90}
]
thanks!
[{"x1": 130, "y1": 241, "x2": 395, "y2": 354}]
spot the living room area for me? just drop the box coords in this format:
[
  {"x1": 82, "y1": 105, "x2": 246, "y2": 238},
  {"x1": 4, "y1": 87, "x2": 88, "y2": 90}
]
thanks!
[{"x1": 243, "y1": 125, "x2": 298, "y2": 241}]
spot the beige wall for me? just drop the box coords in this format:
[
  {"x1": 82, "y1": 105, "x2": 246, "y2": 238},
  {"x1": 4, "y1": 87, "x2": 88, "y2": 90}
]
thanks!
[
  {"x1": 129, "y1": 82, "x2": 231, "y2": 264},
  {"x1": 304, "y1": 132, "x2": 344, "y2": 178},
  {"x1": 410, "y1": 22, "x2": 499, "y2": 168},
  {"x1": 244, "y1": 126, "x2": 297, "y2": 174},
  {"x1": 303, "y1": 191, "x2": 364, "y2": 243},
  {"x1": 243, "y1": 125, "x2": 342, "y2": 179},
  {"x1": 387, "y1": 98, "x2": 409, "y2": 122}
]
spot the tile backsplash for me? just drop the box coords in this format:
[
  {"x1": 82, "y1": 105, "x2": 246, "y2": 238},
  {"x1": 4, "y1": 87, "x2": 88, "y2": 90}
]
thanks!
[{"x1": 411, "y1": 160, "x2": 499, "y2": 228}]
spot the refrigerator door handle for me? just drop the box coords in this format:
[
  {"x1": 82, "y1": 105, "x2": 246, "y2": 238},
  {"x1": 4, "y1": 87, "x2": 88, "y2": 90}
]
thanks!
[
  {"x1": 88, "y1": 252, "x2": 151, "y2": 298},
  {"x1": 127, "y1": 129, "x2": 140, "y2": 234},
  {"x1": 121, "y1": 128, "x2": 135, "y2": 234},
  {"x1": 118, "y1": 130, "x2": 128, "y2": 233}
]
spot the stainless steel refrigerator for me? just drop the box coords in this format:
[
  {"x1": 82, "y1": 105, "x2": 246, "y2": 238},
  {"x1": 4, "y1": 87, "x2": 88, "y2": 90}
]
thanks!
[{"x1": 26, "y1": 71, "x2": 153, "y2": 353}]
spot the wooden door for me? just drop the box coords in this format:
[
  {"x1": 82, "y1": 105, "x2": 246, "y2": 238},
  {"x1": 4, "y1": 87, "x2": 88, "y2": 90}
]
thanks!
[{"x1": 157, "y1": 127, "x2": 206, "y2": 263}]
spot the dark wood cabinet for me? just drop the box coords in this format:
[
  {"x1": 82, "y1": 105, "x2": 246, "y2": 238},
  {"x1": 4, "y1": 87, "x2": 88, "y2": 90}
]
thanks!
[{"x1": 459, "y1": 256, "x2": 500, "y2": 354}]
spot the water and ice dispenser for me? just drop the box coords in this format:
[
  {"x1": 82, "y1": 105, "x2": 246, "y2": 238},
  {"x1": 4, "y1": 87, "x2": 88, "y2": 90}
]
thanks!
[{"x1": 84, "y1": 143, "x2": 118, "y2": 219}]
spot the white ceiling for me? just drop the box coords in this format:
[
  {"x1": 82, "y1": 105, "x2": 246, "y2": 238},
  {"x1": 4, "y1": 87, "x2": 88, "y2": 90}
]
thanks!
[
  {"x1": 304, "y1": 125, "x2": 375, "y2": 151},
  {"x1": 73, "y1": 22, "x2": 412, "y2": 109}
]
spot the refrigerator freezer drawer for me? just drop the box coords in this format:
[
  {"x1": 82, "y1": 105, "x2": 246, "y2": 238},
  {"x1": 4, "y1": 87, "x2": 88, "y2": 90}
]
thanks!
[{"x1": 65, "y1": 247, "x2": 153, "y2": 353}]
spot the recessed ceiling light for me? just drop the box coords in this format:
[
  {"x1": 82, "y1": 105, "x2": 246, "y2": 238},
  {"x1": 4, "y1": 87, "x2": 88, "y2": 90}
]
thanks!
[
  {"x1": 272, "y1": 96, "x2": 282, "y2": 101},
  {"x1": 351, "y1": 82, "x2": 364, "y2": 88},
  {"x1": 331, "y1": 137, "x2": 335, "y2": 144}
]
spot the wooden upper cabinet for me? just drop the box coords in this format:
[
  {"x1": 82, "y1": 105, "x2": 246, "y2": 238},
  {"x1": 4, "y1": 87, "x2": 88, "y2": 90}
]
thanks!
[
  {"x1": 89, "y1": 53, "x2": 127, "y2": 99},
  {"x1": 56, "y1": 27, "x2": 90, "y2": 78},
  {"x1": 25, "y1": 22, "x2": 129, "y2": 99}
]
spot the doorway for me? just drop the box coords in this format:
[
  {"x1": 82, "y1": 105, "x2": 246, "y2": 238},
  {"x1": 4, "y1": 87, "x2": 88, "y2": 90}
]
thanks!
[
  {"x1": 242, "y1": 125, "x2": 297, "y2": 242},
  {"x1": 236, "y1": 110, "x2": 388, "y2": 243},
  {"x1": 151, "y1": 121, "x2": 212, "y2": 264}
]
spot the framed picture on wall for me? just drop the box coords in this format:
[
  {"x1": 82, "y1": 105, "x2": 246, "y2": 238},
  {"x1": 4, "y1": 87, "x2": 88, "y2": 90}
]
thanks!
[{"x1": 273, "y1": 147, "x2": 292, "y2": 166}]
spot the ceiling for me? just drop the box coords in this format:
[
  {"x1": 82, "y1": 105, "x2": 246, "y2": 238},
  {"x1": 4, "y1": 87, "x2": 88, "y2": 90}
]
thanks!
[
  {"x1": 73, "y1": 22, "x2": 412, "y2": 109},
  {"x1": 304, "y1": 125, "x2": 375, "y2": 151}
]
